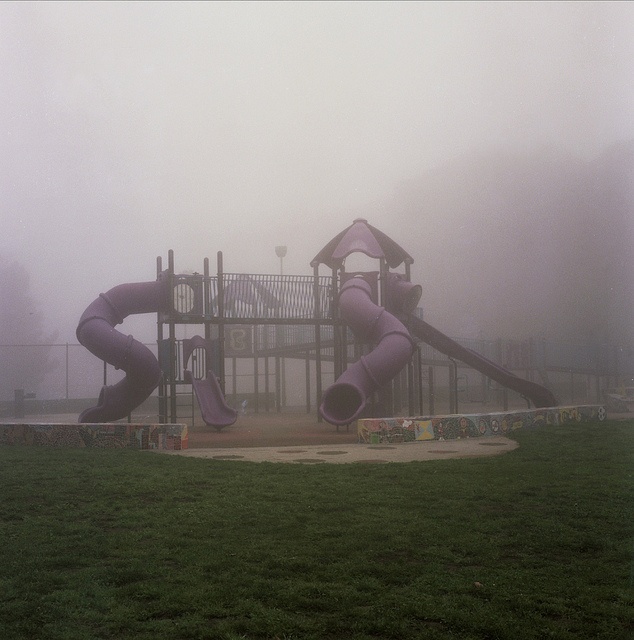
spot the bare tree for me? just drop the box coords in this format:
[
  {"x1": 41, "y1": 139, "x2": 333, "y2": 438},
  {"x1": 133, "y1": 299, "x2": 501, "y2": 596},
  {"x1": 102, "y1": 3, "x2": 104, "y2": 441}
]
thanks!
[
  {"x1": 393, "y1": 142, "x2": 634, "y2": 345},
  {"x1": 0, "y1": 257, "x2": 58, "y2": 400}
]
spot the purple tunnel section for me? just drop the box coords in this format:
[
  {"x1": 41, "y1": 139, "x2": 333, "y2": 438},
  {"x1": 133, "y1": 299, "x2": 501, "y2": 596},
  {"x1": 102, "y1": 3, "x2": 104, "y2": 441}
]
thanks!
[
  {"x1": 76, "y1": 278, "x2": 169, "y2": 423},
  {"x1": 319, "y1": 277, "x2": 416, "y2": 426}
]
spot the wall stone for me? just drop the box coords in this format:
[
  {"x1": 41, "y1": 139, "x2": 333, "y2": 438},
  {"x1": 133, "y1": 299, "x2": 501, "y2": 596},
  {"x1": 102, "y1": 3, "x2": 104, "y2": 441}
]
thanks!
[
  {"x1": 0, "y1": 422, "x2": 188, "y2": 450},
  {"x1": 357, "y1": 405, "x2": 607, "y2": 444}
]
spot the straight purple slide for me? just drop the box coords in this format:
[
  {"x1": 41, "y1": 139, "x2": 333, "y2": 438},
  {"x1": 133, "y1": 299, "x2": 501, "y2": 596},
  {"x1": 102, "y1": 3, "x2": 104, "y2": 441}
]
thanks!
[{"x1": 184, "y1": 369, "x2": 238, "y2": 429}]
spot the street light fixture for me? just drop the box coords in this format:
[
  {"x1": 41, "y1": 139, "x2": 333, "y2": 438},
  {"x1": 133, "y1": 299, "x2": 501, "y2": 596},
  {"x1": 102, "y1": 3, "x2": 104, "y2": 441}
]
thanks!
[{"x1": 275, "y1": 245, "x2": 287, "y2": 275}]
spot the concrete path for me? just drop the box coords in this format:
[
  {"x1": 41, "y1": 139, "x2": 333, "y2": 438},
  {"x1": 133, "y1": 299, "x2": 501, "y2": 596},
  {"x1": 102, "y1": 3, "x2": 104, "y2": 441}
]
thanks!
[{"x1": 157, "y1": 436, "x2": 518, "y2": 464}]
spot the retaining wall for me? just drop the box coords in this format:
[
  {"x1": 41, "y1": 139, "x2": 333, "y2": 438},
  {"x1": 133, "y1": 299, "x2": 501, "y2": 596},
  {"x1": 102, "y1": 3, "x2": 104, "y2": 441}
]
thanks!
[
  {"x1": 357, "y1": 405, "x2": 607, "y2": 444},
  {"x1": 0, "y1": 422, "x2": 188, "y2": 450}
]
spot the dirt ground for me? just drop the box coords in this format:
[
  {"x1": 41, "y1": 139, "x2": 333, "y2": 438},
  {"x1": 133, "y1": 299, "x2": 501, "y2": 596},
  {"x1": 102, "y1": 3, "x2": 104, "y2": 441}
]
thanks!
[
  {"x1": 186, "y1": 411, "x2": 359, "y2": 449},
  {"x1": 160, "y1": 411, "x2": 521, "y2": 464}
]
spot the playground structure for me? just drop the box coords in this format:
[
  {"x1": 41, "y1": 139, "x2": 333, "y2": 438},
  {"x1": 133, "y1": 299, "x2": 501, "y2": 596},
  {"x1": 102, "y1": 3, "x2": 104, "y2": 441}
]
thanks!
[{"x1": 76, "y1": 218, "x2": 558, "y2": 427}]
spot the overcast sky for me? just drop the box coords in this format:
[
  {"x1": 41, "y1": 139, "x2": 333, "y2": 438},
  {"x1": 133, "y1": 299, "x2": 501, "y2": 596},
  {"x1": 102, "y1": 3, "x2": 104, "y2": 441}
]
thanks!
[{"x1": 1, "y1": 1, "x2": 633, "y2": 342}]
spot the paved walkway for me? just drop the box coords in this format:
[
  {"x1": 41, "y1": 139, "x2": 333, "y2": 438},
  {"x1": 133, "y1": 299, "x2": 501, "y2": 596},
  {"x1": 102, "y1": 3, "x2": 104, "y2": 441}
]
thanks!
[{"x1": 157, "y1": 436, "x2": 518, "y2": 464}]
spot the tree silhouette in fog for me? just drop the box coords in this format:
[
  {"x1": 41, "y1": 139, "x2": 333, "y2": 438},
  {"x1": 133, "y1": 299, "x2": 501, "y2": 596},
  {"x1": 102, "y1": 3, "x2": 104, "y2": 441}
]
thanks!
[
  {"x1": 0, "y1": 257, "x2": 57, "y2": 400},
  {"x1": 394, "y1": 141, "x2": 634, "y2": 345}
]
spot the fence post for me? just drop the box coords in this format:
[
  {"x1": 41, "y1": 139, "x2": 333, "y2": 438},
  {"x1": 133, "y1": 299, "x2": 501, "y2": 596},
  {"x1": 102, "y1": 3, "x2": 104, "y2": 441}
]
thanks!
[
  {"x1": 428, "y1": 366, "x2": 435, "y2": 416},
  {"x1": 449, "y1": 358, "x2": 458, "y2": 414},
  {"x1": 13, "y1": 389, "x2": 25, "y2": 419},
  {"x1": 275, "y1": 356, "x2": 281, "y2": 413},
  {"x1": 65, "y1": 343, "x2": 69, "y2": 400}
]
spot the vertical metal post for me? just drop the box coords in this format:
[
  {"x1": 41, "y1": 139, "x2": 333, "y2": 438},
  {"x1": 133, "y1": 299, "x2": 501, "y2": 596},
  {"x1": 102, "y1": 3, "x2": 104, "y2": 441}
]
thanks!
[
  {"x1": 168, "y1": 250, "x2": 177, "y2": 423},
  {"x1": 332, "y1": 265, "x2": 341, "y2": 380},
  {"x1": 203, "y1": 257, "x2": 211, "y2": 342},
  {"x1": 254, "y1": 327, "x2": 260, "y2": 413},
  {"x1": 305, "y1": 351, "x2": 311, "y2": 413},
  {"x1": 65, "y1": 343, "x2": 69, "y2": 400},
  {"x1": 275, "y1": 356, "x2": 281, "y2": 413},
  {"x1": 449, "y1": 358, "x2": 458, "y2": 414},
  {"x1": 407, "y1": 355, "x2": 415, "y2": 416},
  {"x1": 428, "y1": 366, "x2": 435, "y2": 416},
  {"x1": 378, "y1": 257, "x2": 387, "y2": 308},
  {"x1": 217, "y1": 251, "x2": 226, "y2": 395},
  {"x1": 417, "y1": 346, "x2": 424, "y2": 416},
  {"x1": 232, "y1": 356, "x2": 237, "y2": 399},
  {"x1": 156, "y1": 255, "x2": 166, "y2": 423},
  {"x1": 313, "y1": 264, "x2": 323, "y2": 422},
  {"x1": 378, "y1": 257, "x2": 393, "y2": 414},
  {"x1": 14, "y1": 389, "x2": 25, "y2": 419},
  {"x1": 264, "y1": 355, "x2": 270, "y2": 412}
]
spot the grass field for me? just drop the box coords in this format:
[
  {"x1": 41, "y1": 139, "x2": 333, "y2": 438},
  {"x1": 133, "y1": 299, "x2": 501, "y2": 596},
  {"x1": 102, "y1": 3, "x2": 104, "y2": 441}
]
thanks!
[{"x1": 0, "y1": 420, "x2": 632, "y2": 639}]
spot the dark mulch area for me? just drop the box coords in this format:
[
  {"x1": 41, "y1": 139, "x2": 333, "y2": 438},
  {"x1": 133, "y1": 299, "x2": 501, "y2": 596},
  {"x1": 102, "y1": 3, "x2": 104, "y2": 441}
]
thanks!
[{"x1": 187, "y1": 412, "x2": 357, "y2": 449}]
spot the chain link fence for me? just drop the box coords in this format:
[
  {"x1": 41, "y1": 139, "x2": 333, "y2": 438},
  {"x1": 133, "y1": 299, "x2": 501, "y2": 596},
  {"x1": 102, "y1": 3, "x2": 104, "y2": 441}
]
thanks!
[{"x1": 1, "y1": 337, "x2": 632, "y2": 416}]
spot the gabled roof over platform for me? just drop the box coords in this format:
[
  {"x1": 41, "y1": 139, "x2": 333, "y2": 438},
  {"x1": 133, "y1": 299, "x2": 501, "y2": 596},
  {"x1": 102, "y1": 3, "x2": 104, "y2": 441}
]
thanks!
[{"x1": 310, "y1": 218, "x2": 414, "y2": 269}]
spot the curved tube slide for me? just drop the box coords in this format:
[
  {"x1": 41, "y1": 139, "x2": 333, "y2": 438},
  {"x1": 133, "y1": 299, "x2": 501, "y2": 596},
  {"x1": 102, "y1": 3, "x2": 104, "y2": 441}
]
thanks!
[
  {"x1": 76, "y1": 278, "x2": 168, "y2": 423},
  {"x1": 319, "y1": 277, "x2": 415, "y2": 426}
]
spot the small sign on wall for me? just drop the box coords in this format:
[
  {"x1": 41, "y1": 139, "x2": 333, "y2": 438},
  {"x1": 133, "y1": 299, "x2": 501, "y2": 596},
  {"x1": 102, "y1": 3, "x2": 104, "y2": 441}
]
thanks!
[{"x1": 225, "y1": 326, "x2": 253, "y2": 357}]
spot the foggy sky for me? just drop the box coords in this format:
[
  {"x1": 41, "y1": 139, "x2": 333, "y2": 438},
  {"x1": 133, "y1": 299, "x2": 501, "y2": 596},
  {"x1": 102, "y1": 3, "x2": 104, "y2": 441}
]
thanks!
[{"x1": 1, "y1": 1, "x2": 633, "y2": 342}]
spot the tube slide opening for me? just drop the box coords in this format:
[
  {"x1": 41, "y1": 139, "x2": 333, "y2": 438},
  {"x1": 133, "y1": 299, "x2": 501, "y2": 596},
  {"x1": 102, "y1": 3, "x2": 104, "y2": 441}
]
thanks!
[{"x1": 320, "y1": 383, "x2": 365, "y2": 426}]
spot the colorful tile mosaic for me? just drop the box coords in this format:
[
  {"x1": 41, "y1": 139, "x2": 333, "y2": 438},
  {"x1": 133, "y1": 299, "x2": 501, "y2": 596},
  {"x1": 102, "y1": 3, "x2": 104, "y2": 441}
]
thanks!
[
  {"x1": 0, "y1": 423, "x2": 188, "y2": 450},
  {"x1": 357, "y1": 405, "x2": 607, "y2": 444}
]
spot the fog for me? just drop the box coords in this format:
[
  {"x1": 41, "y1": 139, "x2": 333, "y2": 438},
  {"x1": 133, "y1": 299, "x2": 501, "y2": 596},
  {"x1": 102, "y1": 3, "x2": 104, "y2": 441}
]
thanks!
[{"x1": 1, "y1": 1, "x2": 633, "y2": 345}]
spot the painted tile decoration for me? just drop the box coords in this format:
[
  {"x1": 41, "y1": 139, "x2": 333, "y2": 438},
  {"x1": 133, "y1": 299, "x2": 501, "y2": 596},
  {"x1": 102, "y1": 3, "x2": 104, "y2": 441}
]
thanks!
[
  {"x1": 357, "y1": 405, "x2": 607, "y2": 444},
  {"x1": 0, "y1": 423, "x2": 188, "y2": 450}
]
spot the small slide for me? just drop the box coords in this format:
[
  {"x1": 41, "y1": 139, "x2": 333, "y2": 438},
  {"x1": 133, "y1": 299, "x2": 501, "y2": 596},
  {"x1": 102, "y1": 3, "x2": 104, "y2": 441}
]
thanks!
[
  {"x1": 404, "y1": 314, "x2": 558, "y2": 408},
  {"x1": 184, "y1": 369, "x2": 238, "y2": 429}
]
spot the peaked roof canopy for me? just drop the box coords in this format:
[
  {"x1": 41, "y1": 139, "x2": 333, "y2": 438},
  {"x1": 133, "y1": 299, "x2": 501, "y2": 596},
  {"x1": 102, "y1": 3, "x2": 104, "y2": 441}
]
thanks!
[{"x1": 310, "y1": 218, "x2": 414, "y2": 269}]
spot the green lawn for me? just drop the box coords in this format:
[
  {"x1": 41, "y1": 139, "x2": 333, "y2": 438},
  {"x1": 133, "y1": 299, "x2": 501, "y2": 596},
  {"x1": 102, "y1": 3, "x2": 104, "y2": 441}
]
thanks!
[{"x1": 0, "y1": 421, "x2": 632, "y2": 639}]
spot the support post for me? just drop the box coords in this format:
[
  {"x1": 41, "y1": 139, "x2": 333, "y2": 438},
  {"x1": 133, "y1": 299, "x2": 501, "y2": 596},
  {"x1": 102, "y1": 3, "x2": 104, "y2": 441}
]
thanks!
[
  {"x1": 275, "y1": 356, "x2": 281, "y2": 413},
  {"x1": 305, "y1": 352, "x2": 311, "y2": 413},
  {"x1": 217, "y1": 251, "x2": 226, "y2": 395}
]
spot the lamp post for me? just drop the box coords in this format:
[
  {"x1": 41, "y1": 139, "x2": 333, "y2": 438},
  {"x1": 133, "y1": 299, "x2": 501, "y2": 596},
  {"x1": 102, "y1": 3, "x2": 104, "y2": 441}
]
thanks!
[{"x1": 275, "y1": 245, "x2": 287, "y2": 276}]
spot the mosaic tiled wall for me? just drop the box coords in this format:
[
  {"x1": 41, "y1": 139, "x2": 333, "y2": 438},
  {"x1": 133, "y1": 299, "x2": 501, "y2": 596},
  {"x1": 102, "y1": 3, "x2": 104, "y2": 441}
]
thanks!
[
  {"x1": 357, "y1": 405, "x2": 607, "y2": 444},
  {"x1": 0, "y1": 422, "x2": 188, "y2": 450}
]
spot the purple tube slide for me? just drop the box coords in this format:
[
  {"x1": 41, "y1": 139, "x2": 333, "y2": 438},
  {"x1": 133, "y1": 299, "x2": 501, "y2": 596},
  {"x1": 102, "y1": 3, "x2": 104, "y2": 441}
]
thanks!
[
  {"x1": 319, "y1": 277, "x2": 415, "y2": 426},
  {"x1": 76, "y1": 278, "x2": 168, "y2": 423}
]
